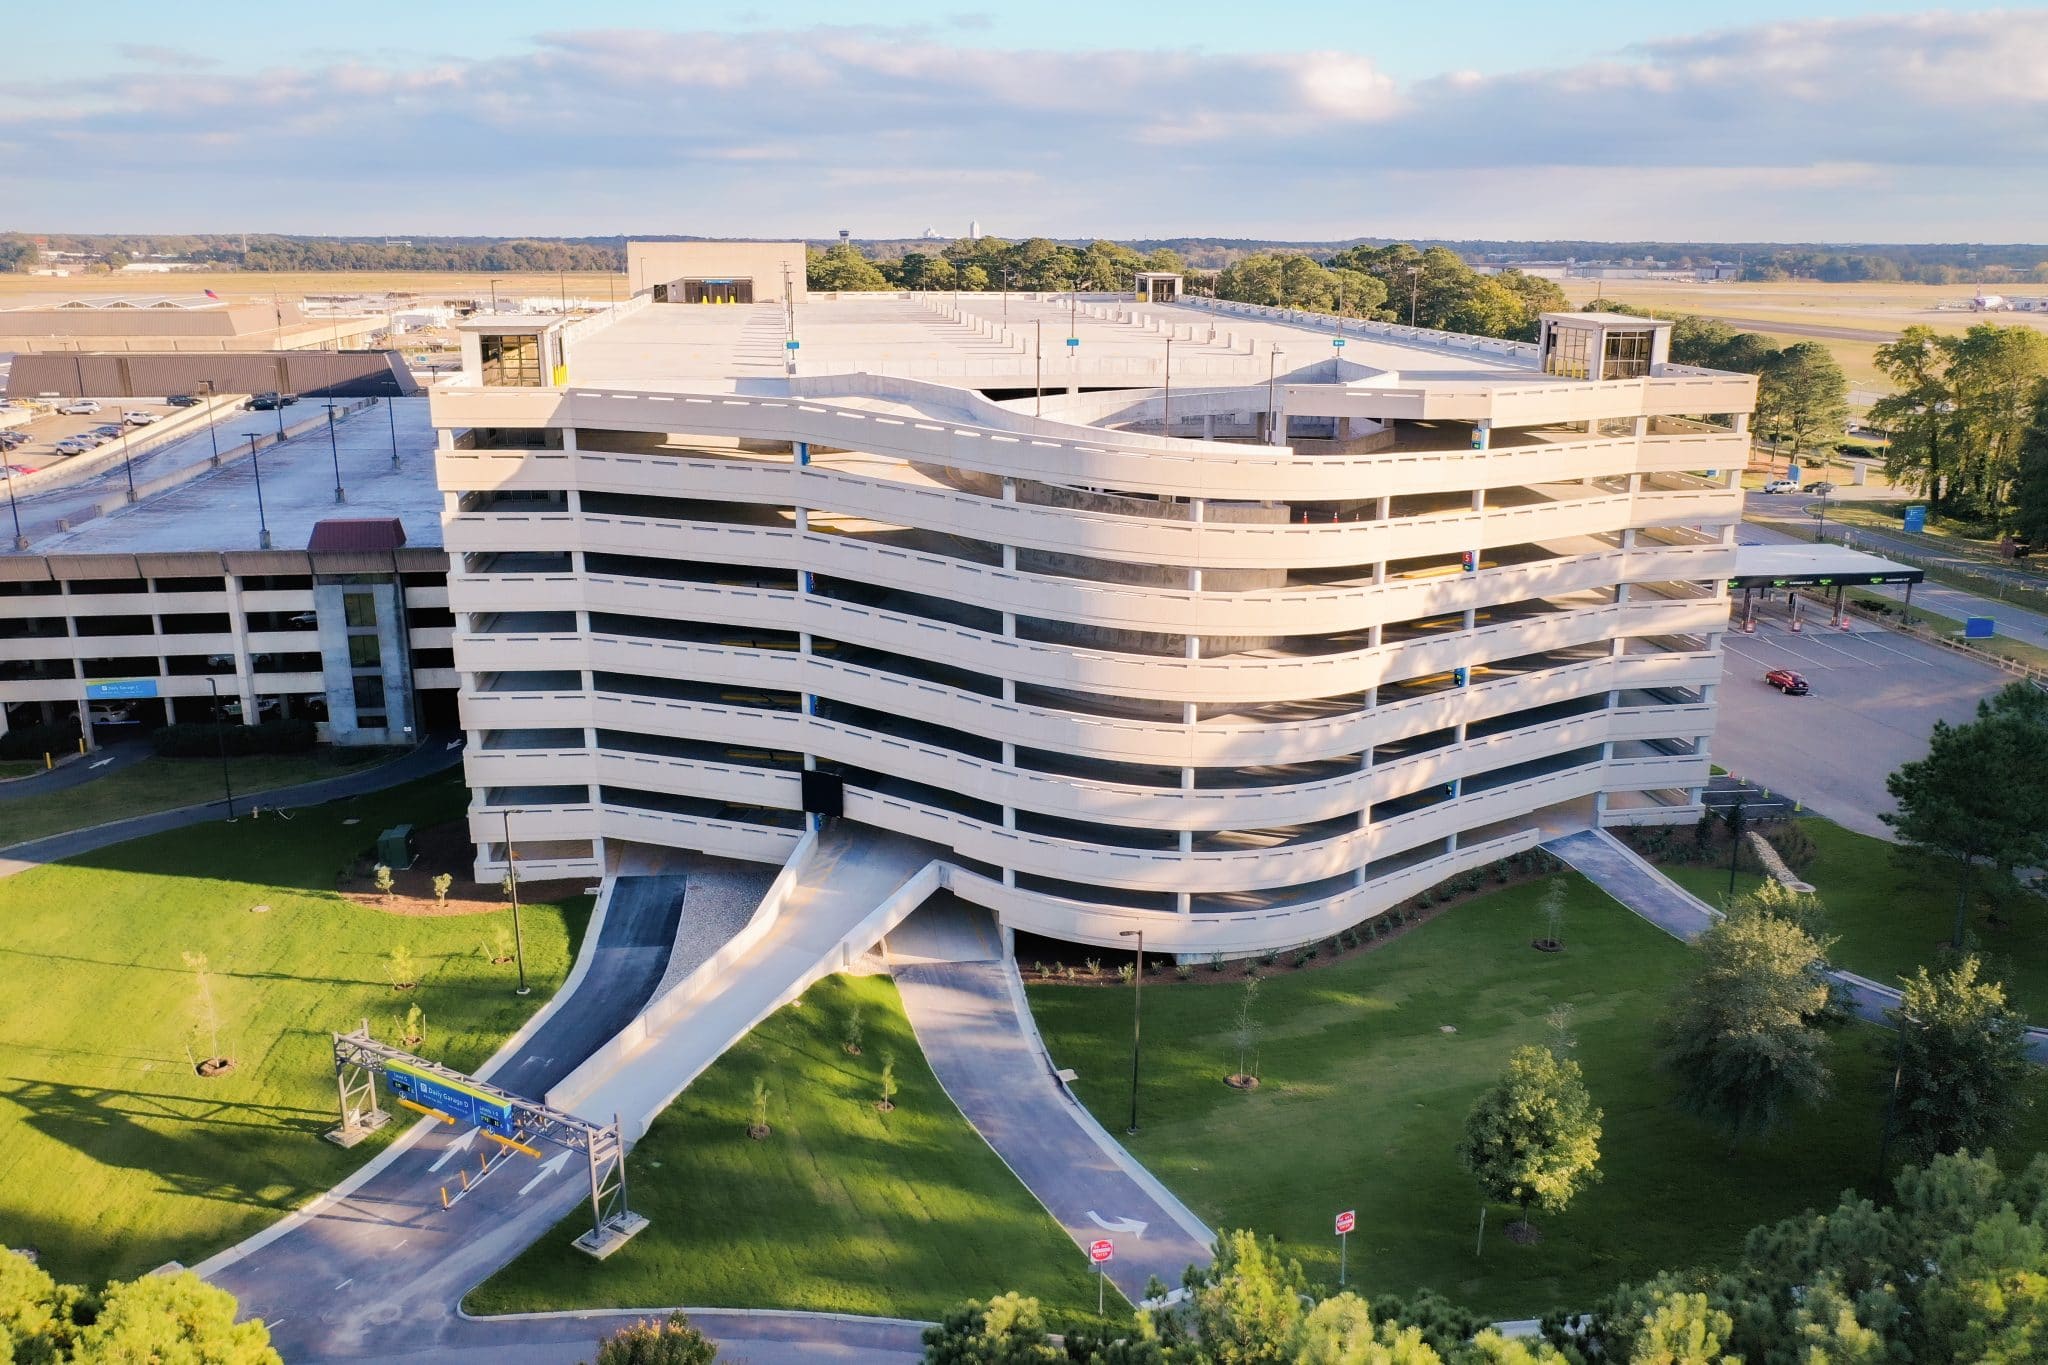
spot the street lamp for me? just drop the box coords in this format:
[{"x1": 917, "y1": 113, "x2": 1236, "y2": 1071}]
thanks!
[
  {"x1": 1724, "y1": 797, "x2": 1747, "y2": 898},
  {"x1": 1162, "y1": 338, "x2": 1172, "y2": 434},
  {"x1": 385, "y1": 395, "x2": 400, "y2": 470},
  {"x1": 502, "y1": 809, "x2": 530, "y2": 995},
  {"x1": 1268, "y1": 347, "x2": 1286, "y2": 445},
  {"x1": 1406, "y1": 265, "x2": 1422, "y2": 328},
  {"x1": 198, "y1": 380, "x2": 221, "y2": 467},
  {"x1": 1876, "y1": 1012, "x2": 1922, "y2": 1186},
  {"x1": 246, "y1": 434, "x2": 273, "y2": 550},
  {"x1": 325, "y1": 402, "x2": 345, "y2": 504},
  {"x1": 4, "y1": 464, "x2": 26, "y2": 551},
  {"x1": 1812, "y1": 488, "x2": 1831, "y2": 544},
  {"x1": 1117, "y1": 928, "x2": 1144, "y2": 1135},
  {"x1": 116, "y1": 411, "x2": 138, "y2": 502},
  {"x1": 275, "y1": 395, "x2": 288, "y2": 442},
  {"x1": 200, "y1": 677, "x2": 236, "y2": 819}
]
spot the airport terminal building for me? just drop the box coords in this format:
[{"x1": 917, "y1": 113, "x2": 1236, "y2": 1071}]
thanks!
[{"x1": 436, "y1": 245, "x2": 1754, "y2": 953}]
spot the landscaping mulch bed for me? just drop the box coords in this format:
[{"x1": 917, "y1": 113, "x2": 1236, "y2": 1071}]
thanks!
[{"x1": 336, "y1": 818, "x2": 588, "y2": 917}]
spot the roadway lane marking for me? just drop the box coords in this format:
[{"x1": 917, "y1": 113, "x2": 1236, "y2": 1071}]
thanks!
[
  {"x1": 334, "y1": 1278, "x2": 353, "y2": 1290},
  {"x1": 1087, "y1": 1211, "x2": 1148, "y2": 1238},
  {"x1": 89, "y1": 757, "x2": 114, "y2": 769},
  {"x1": 428, "y1": 1128, "x2": 479, "y2": 1172},
  {"x1": 517, "y1": 1151, "x2": 572, "y2": 1196}
]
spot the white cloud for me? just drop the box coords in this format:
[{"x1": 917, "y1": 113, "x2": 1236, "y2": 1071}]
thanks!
[{"x1": 4, "y1": 12, "x2": 2045, "y2": 238}]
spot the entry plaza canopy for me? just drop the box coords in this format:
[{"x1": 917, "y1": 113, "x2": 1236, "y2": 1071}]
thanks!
[{"x1": 1729, "y1": 543, "x2": 1924, "y2": 590}]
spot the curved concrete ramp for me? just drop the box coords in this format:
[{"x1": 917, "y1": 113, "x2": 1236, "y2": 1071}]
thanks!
[{"x1": 896, "y1": 958, "x2": 1214, "y2": 1303}]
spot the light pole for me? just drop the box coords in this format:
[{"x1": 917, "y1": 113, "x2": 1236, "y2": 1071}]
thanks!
[
  {"x1": 275, "y1": 395, "x2": 288, "y2": 442},
  {"x1": 1812, "y1": 489, "x2": 1830, "y2": 543},
  {"x1": 325, "y1": 402, "x2": 345, "y2": 503},
  {"x1": 116, "y1": 411, "x2": 138, "y2": 502},
  {"x1": 201, "y1": 677, "x2": 235, "y2": 819},
  {"x1": 1724, "y1": 798, "x2": 1746, "y2": 898},
  {"x1": 1268, "y1": 347, "x2": 1286, "y2": 445},
  {"x1": 1876, "y1": 1012, "x2": 1921, "y2": 1186},
  {"x1": 196, "y1": 380, "x2": 223, "y2": 468},
  {"x1": 1001, "y1": 268, "x2": 1011, "y2": 321},
  {"x1": 1117, "y1": 928, "x2": 1144, "y2": 1135},
  {"x1": 4, "y1": 464, "x2": 25, "y2": 551},
  {"x1": 1034, "y1": 319, "x2": 1043, "y2": 417},
  {"x1": 1162, "y1": 338, "x2": 1172, "y2": 434},
  {"x1": 385, "y1": 395, "x2": 400, "y2": 470},
  {"x1": 502, "y1": 809, "x2": 530, "y2": 995},
  {"x1": 247, "y1": 434, "x2": 272, "y2": 549}
]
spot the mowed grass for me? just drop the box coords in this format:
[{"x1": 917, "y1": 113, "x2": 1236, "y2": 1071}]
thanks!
[
  {"x1": 0, "y1": 749, "x2": 400, "y2": 848},
  {"x1": 1028, "y1": 877, "x2": 2048, "y2": 1320},
  {"x1": 470, "y1": 972, "x2": 1100, "y2": 1324},
  {"x1": 1656, "y1": 819, "x2": 2048, "y2": 1013},
  {"x1": 0, "y1": 769, "x2": 584, "y2": 1285}
]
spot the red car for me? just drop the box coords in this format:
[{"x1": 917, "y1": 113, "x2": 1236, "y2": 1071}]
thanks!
[{"x1": 1765, "y1": 668, "x2": 1809, "y2": 696}]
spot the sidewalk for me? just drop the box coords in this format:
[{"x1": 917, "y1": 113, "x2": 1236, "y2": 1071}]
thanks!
[
  {"x1": 1543, "y1": 828, "x2": 2048, "y2": 1063},
  {"x1": 0, "y1": 736, "x2": 463, "y2": 878},
  {"x1": 896, "y1": 951, "x2": 1215, "y2": 1304}
]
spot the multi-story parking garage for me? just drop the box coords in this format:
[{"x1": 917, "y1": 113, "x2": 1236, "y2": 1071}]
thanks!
[{"x1": 438, "y1": 249, "x2": 1754, "y2": 953}]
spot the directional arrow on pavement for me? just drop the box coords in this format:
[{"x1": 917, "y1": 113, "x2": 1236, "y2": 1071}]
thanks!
[
  {"x1": 518, "y1": 1150, "x2": 572, "y2": 1196},
  {"x1": 444, "y1": 739, "x2": 463, "y2": 751},
  {"x1": 428, "y1": 1128, "x2": 479, "y2": 1172},
  {"x1": 89, "y1": 758, "x2": 114, "y2": 769},
  {"x1": 1087, "y1": 1211, "x2": 1148, "y2": 1239}
]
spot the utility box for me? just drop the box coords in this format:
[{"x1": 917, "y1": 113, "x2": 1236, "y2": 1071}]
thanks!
[{"x1": 376, "y1": 824, "x2": 418, "y2": 870}]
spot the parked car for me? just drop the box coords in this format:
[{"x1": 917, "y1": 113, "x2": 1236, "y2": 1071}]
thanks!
[
  {"x1": 165, "y1": 394, "x2": 201, "y2": 407},
  {"x1": 86, "y1": 704, "x2": 139, "y2": 726},
  {"x1": 3, "y1": 464, "x2": 39, "y2": 477},
  {"x1": 55, "y1": 399, "x2": 101, "y2": 416},
  {"x1": 123, "y1": 410, "x2": 159, "y2": 426},
  {"x1": 1765, "y1": 668, "x2": 1810, "y2": 696},
  {"x1": 52, "y1": 437, "x2": 94, "y2": 455},
  {"x1": 1761, "y1": 479, "x2": 1799, "y2": 494},
  {"x1": 247, "y1": 392, "x2": 298, "y2": 411},
  {"x1": 0, "y1": 432, "x2": 28, "y2": 449},
  {"x1": 1807, "y1": 481, "x2": 1836, "y2": 495},
  {"x1": 90, "y1": 424, "x2": 125, "y2": 441}
]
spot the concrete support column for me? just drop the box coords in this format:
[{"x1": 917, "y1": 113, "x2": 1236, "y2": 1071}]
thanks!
[
  {"x1": 1201, "y1": 413, "x2": 1215, "y2": 439},
  {"x1": 223, "y1": 574, "x2": 257, "y2": 723}
]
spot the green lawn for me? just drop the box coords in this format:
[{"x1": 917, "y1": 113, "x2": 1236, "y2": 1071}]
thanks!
[
  {"x1": 0, "y1": 759, "x2": 40, "y2": 780},
  {"x1": 1656, "y1": 820, "x2": 2048, "y2": 1013},
  {"x1": 470, "y1": 972, "x2": 1101, "y2": 1325},
  {"x1": 1028, "y1": 878, "x2": 2047, "y2": 1320},
  {"x1": 0, "y1": 769, "x2": 584, "y2": 1285},
  {"x1": 0, "y1": 749, "x2": 401, "y2": 848}
]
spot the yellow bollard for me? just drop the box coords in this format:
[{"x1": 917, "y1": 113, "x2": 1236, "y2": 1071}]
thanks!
[
  {"x1": 77, "y1": 738, "x2": 85, "y2": 755},
  {"x1": 440, "y1": 1186, "x2": 449, "y2": 1209},
  {"x1": 44, "y1": 752, "x2": 53, "y2": 770},
  {"x1": 458, "y1": 1169, "x2": 469, "y2": 1191}
]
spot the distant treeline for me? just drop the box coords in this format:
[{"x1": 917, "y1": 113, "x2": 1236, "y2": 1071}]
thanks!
[{"x1": 5, "y1": 232, "x2": 2046, "y2": 284}]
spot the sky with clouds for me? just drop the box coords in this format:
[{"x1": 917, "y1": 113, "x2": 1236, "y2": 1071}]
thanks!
[{"x1": 8, "y1": 1, "x2": 2043, "y2": 241}]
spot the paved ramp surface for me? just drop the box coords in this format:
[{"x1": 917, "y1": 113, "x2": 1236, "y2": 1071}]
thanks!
[
  {"x1": 206, "y1": 872, "x2": 701, "y2": 1363},
  {"x1": 1544, "y1": 828, "x2": 2048, "y2": 1063},
  {"x1": 896, "y1": 958, "x2": 1215, "y2": 1303}
]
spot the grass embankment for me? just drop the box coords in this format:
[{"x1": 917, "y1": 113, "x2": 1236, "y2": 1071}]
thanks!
[
  {"x1": 470, "y1": 972, "x2": 1100, "y2": 1324},
  {"x1": 0, "y1": 769, "x2": 583, "y2": 1285},
  {"x1": 1655, "y1": 818, "x2": 2048, "y2": 1014},
  {"x1": 0, "y1": 760, "x2": 41, "y2": 780},
  {"x1": 1840, "y1": 591, "x2": 2048, "y2": 672},
  {"x1": 1029, "y1": 877, "x2": 2046, "y2": 1320},
  {"x1": 0, "y1": 749, "x2": 399, "y2": 848}
]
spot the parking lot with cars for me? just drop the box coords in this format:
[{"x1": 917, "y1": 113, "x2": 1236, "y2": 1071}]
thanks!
[
  {"x1": 0, "y1": 396, "x2": 200, "y2": 479},
  {"x1": 1712, "y1": 605, "x2": 2009, "y2": 838}
]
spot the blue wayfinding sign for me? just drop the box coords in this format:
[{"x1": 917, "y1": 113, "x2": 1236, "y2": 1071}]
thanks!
[
  {"x1": 384, "y1": 1059, "x2": 516, "y2": 1136},
  {"x1": 786, "y1": 340, "x2": 800, "y2": 350},
  {"x1": 1066, "y1": 336, "x2": 1080, "y2": 348},
  {"x1": 86, "y1": 678, "x2": 158, "y2": 701},
  {"x1": 1965, "y1": 617, "x2": 1995, "y2": 640},
  {"x1": 1904, "y1": 506, "x2": 1928, "y2": 533}
]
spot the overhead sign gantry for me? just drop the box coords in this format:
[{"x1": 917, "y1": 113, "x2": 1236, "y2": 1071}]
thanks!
[{"x1": 326, "y1": 1026, "x2": 647, "y2": 1258}]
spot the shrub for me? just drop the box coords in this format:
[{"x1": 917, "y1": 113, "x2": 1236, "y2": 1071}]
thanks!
[
  {"x1": 1207, "y1": 952, "x2": 1226, "y2": 973},
  {"x1": 0, "y1": 721, "x2": 75, "y2": 760},
  {"x1": 1174, "y1": 963, "x2": 1193, "y2": 981},
  {"x1": 150, "y1": 719, "x2": 316, "y2": 758},
  {"x1": 431, "y1": 872, "x2": 452, "y2": 906}
]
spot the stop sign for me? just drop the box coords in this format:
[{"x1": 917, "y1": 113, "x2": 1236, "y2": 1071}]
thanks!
[
  {"x1": 1089, "y1": 1238, "x2": 1115, "y2": 1264},
  {"x1": 1335, "y1": 1209, "x2": 1356, "y2": 1235}
]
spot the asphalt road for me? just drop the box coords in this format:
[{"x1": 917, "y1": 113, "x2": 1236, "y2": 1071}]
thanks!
[
  {"x1": 0, "y1": 736, "x2": 151, "y2": 804},
  {"x1": 0, "y1": 736, "x2": 464, "y2": 876},
  {"x1": 895, "y1": 960, "x2": 1215, "y2": 1304},
  {"x1": 207, "y1": 874, "x2": 689, "y2": 1364}
]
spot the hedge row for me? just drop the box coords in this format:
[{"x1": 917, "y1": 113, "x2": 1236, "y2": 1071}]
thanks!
[
  {"x1": 0, "y1": 722, "x2": 78, "y2": 760},
  {"x1": 150, "y1": 719, "x2": 317, "y2": 757}
]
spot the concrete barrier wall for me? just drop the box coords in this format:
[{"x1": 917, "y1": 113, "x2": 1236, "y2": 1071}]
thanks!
[{"x1": 13, "y1": 396, "x2": 244, "y2": 497}]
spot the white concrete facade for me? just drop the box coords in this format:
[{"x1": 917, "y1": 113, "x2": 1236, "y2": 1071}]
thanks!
[{"x1": 436, "y1": 285, "x2": 1752, "y2": 953}]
